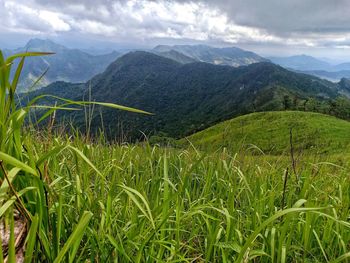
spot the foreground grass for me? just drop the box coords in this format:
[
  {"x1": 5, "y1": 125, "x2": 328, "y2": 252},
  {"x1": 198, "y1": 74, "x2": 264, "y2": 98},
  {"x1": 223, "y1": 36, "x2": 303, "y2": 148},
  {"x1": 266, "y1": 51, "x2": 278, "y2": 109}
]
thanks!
[{"x1": 18, "y1": 131, "x2": 349, "y2": 262}]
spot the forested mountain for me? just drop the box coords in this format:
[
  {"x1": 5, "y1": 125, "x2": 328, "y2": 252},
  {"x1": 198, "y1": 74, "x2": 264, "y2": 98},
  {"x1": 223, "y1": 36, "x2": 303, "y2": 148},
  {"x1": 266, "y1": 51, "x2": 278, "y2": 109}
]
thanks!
[
  {"x1": 5, "y1": 39, "x2": 121, "y2": 91},
  {"x1": 153, "y1": 44, "x2": 268, "y2": 66},
  {"x1": 24, "y1": 51, "x2": 350, "y2": 141}
]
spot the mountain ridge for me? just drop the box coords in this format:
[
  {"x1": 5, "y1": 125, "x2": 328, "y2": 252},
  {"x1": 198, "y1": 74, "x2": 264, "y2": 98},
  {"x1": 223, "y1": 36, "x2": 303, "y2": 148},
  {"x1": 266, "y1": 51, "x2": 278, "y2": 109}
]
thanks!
[
  {"x1": 269, "y1": 55, "x2": 350, "y2": 81},
  {"x1": 153, "y1": 44, "x2": 268, "y2": 66},
  {"x1": 5, "y1": 38, "x2": 122, "y2": 91}
]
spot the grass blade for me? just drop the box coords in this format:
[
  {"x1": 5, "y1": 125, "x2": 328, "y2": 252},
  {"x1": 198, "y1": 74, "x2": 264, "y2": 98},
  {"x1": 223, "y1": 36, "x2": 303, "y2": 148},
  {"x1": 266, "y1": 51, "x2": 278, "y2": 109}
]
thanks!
[
  {"x1": 24, "y1": 214, "x2": 39, "y2": 263},
  {"x1": 53, "y1": 211, "x2": 93, "y2": 263},
  {"x1": 0, "y1": 152, "x2": 37, "y2": 176}
]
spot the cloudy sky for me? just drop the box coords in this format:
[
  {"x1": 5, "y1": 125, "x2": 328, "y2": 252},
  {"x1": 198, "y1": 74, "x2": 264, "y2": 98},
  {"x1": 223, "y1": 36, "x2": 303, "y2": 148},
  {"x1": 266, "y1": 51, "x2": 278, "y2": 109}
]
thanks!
[{"x1": 2, "y1": 0, "x2": 350, "y2": 60}]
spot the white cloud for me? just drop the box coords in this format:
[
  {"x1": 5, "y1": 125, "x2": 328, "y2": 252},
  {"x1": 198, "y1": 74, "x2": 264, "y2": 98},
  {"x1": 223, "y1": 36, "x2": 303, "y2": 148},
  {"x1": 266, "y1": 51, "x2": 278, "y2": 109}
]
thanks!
[
  {"x1": 2, "y1": 0, "x2": 70, "y2": 33},
  {"x1": 71, "y1": 20, "x2": 116, "y2": 36},
  {"x1": 38, "y1": 10, "x2": 71, "y2": 31},
  {"x1": 2, "y1": 0, "x2": 350, "y2": 56},
  {"x1": 0, "y1": 0, "x2": 284, "y2": 44}
]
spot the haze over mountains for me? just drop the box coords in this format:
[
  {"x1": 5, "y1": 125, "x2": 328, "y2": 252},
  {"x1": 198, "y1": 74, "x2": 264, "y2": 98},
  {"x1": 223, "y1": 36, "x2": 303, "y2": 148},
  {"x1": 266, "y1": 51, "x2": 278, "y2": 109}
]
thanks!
[
  {"x1": 4, "y1": 39, "x2": 121, "y2": 91},
  {"x1": 24, "y1": 50, "x2": 350, "y2": 141},
  {"x1": 5, "y1": 39, "x2": 350, "y2": 91},
  {"x1": 269, "y1": 55, "x2": 350, "y2": 81},
  {"x1": 4, "y1": 39, "x2": 272, "y2": 90}
]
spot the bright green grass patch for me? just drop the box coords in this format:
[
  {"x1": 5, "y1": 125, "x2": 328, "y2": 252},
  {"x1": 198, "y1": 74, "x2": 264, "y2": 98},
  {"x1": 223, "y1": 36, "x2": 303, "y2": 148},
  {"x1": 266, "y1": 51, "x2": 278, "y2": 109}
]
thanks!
[{"x1": 182, "y1": 111, "x2": 350, "y2": 154}]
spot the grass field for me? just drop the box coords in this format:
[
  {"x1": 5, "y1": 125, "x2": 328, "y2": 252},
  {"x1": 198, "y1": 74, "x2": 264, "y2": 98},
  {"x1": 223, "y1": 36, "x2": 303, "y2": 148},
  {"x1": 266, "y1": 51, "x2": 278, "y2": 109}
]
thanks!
[
  {"x1": 1, "y1": 51, "x2": 350, "y2": 262},
  {"x1": 182, "y1": 111, "x2": 350, "y2": 155},
  {"x1": 11, "y1": 135, "x2": 350, "y2": 262}
]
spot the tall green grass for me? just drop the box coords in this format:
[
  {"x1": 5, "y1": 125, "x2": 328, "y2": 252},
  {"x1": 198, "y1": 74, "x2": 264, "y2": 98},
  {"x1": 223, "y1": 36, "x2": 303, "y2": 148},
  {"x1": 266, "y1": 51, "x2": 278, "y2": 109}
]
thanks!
[
  {"x1": 27, "y1": 137, "x2": 350, "y2": 262},
  {"x1": 0, "y1": 50, "x2": 349, "y2": 262},
  {"x1": 0, "y1": 50, "x2": 149, "y2": 262}
]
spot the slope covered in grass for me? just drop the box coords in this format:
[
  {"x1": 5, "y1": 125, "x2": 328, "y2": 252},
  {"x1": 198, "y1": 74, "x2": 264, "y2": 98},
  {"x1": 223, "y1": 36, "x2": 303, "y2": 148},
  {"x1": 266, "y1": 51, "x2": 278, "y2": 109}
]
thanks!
[{"x1": 183, "y1": 111, "x2": 350, "y2": 154}]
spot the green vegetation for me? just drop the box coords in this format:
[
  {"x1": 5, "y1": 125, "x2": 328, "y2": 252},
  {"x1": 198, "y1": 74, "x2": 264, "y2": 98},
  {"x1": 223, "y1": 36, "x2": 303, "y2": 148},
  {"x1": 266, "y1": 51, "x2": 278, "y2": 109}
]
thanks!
[
  {"x1": 23, "y1": 51, "x2": 350, "y2": 141},
  {"x1": 2, "y1": 131, "x2": 350, "y2": 262},
  {"x1": 182, "y1": 111, "x2": 350, "y2": 154},
  {"x1": 0, "y1": 50, "x2": 149, "y2": 262},
  {"x1": 1, "y1": 50, "x2": 350, "y2": 262}
]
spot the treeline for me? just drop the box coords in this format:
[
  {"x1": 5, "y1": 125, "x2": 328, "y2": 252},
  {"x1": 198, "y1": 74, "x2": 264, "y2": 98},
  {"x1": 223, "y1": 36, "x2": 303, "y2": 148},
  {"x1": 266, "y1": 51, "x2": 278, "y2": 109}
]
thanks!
[{"x1": 282, "y1": 95, "x2": 350, "y2": 120}]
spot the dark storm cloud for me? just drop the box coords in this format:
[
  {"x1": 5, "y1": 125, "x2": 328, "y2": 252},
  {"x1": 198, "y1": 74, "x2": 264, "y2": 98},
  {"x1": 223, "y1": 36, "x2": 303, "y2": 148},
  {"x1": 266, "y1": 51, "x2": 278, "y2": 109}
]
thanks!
[{"x1": 171, "y1": 0, "x2": 350, "y2": 35}]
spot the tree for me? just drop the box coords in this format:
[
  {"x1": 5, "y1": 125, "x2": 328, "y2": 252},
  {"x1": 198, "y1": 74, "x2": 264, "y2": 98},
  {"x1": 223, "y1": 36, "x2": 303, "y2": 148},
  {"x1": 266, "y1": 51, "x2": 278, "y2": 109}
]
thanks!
[
  {"x1": 305, "y1": 98, "x2": 318, "y2": 112},
  {"x1": 334, "y1": 97, "x2": 350, "y2": 119},
  {"x1": 283, "y1": 95, "x2": 292, "y2": 110}
]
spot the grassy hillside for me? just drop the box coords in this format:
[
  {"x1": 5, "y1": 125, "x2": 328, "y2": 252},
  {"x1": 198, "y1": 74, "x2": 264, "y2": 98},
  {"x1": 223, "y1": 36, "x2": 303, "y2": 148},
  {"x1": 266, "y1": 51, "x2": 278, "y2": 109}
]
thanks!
[{"x1": 183, "y1": 111, "x2": 350, "y2": 154}]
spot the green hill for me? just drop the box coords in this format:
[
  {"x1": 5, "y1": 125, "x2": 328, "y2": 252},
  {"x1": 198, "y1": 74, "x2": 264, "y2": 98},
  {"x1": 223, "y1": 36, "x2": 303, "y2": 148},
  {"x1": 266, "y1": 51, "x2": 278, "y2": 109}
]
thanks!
[{"x1": 182, "y1": 111, "x2": 350, "y2": 154}]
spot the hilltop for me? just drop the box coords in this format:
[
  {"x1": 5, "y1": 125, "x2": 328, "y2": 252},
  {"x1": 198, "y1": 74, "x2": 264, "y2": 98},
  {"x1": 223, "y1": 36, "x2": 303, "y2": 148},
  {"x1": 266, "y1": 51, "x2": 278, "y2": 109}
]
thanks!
[{"x1": 182, "y1": 111, "x2": 350, "y2": 154}]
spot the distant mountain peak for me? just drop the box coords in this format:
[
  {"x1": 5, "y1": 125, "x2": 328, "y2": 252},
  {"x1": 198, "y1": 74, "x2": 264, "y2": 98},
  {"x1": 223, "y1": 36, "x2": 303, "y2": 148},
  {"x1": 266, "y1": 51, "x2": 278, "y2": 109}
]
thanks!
[
  {"x1": 7, "y1": 39, "x2": 122, "y2": 91},
  {"x1": 25, "y1": 38, "x2": 67, "y2": 52},
  {"x1": 97, "y1": 51, "x2": 181, "y2": 79},
  {"x1": 298, "y1": 54, "x2": 312, "y2": 58},
  {"x1": 153, "y1": 44, "x2": 267, "y2": 67},
  {"x1": 269, "y1": 54, "x2": 331, "y2": 71}
]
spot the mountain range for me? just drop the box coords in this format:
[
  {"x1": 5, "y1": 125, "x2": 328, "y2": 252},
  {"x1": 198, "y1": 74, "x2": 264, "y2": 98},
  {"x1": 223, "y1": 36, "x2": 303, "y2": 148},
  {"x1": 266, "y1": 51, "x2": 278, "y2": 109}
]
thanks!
[
  {"x1": 153, "y1": 44, "x2": 268, "y2": 66},
  {"x1": 3, "y1": 39, "x2": 121, "y2": 91},
  {"x1": 269, "y1": 55, "x2": 350, "y2": 81},
  {"x1": 23, "y1": 51, "x2": 350, "y2": 141},
  {"x1": 5, "y1": 39, "x2": 350, "y2": 90}
]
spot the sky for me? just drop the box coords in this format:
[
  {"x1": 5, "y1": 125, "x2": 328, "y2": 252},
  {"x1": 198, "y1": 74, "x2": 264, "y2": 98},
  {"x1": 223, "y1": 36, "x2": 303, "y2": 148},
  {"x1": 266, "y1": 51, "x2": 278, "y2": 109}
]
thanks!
[{"x1": 2, "y1": 0, "x2": 350, "y2": 61}]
